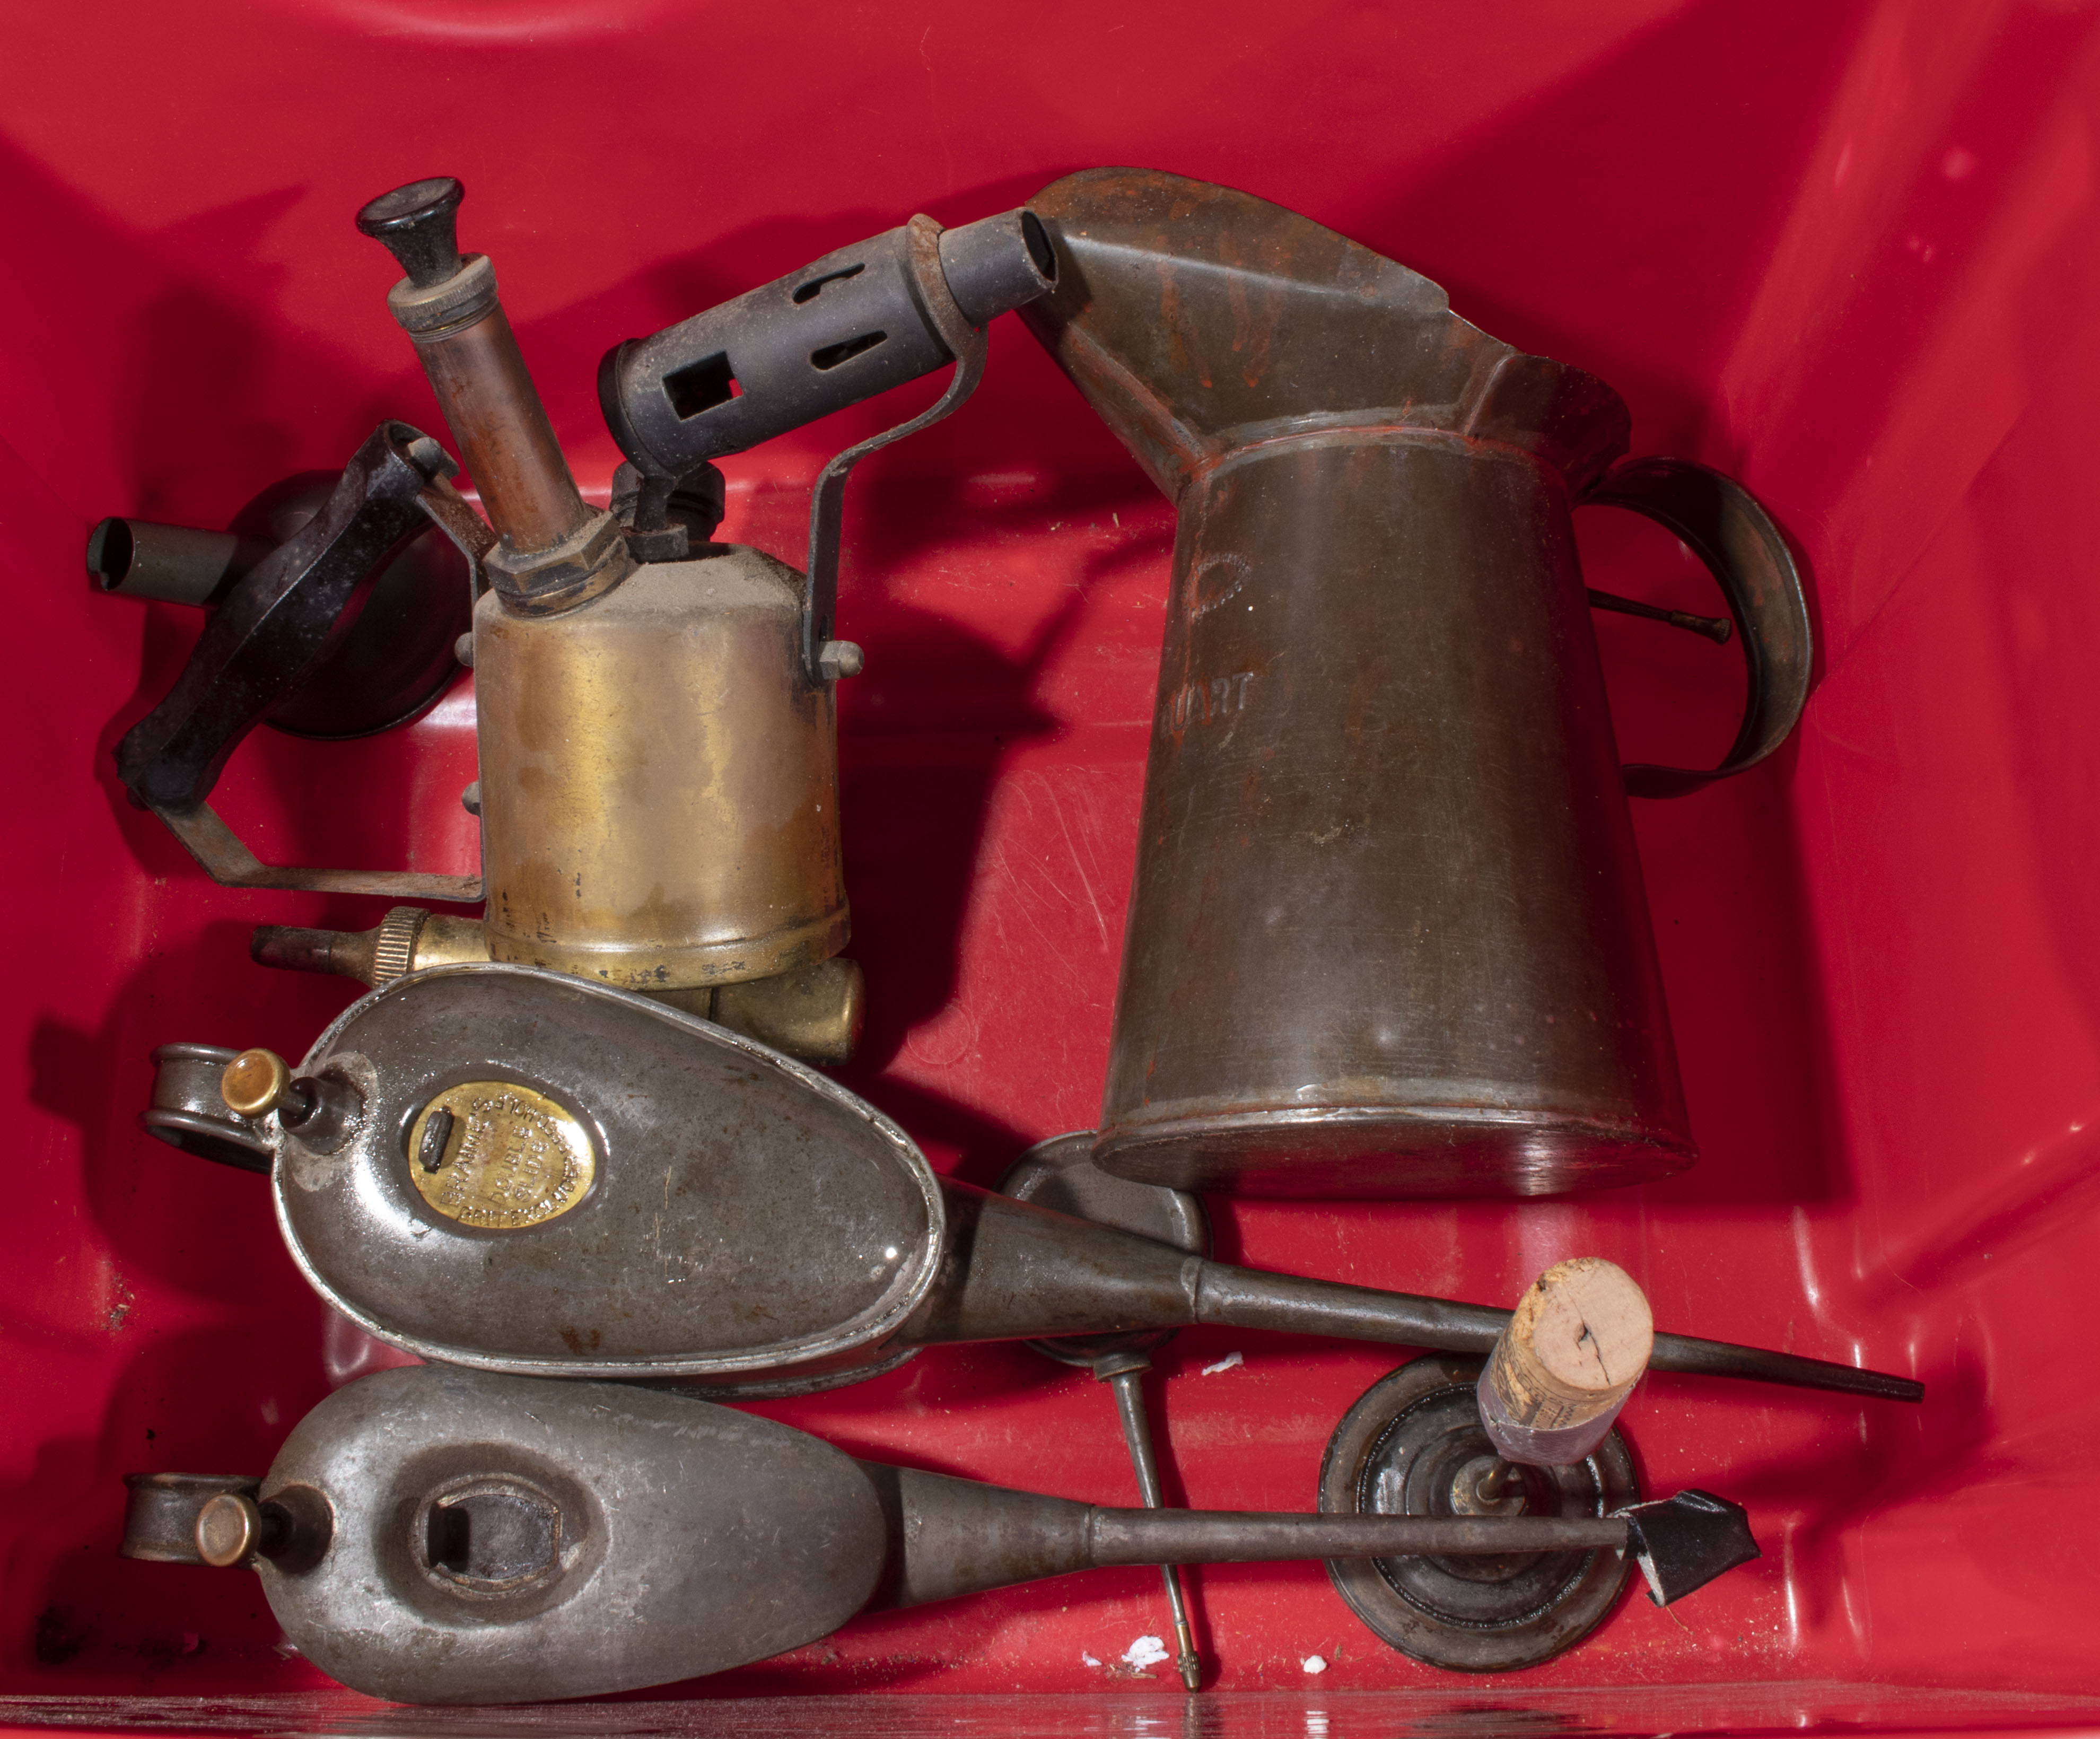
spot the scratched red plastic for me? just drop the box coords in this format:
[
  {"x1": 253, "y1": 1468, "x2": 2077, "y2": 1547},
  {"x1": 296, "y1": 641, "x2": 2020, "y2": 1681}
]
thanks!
[{"x1": 1, "y1": 1, "x2": 2096, "y2": 1728}]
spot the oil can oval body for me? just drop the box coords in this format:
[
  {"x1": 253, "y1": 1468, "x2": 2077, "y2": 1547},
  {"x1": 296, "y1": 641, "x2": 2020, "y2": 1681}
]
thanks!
[
  {"x1": 474, "y1": 544, "x2": 848, "y2": 989},
  {"x1": 273, "y1": 967, "x2": 943, "y2": 1376},
  {"x1": 257, "y1": 1365, "x2": 888, "y2": 1703}
]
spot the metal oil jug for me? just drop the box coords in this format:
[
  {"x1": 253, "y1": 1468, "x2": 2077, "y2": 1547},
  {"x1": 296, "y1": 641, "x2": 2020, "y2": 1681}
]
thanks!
[{"x1": 1023, "y1": 169, "x2": 1813, "y2": 1199}]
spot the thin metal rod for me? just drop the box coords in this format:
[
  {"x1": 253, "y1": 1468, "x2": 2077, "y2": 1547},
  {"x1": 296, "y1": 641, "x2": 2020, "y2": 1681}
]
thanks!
[
  {"x1": 1587, "y1": 586, "x2": 1732, "y2": 644},
  {"x1": 1087, "y1": 1509, "x2": 1628, "y2": 1566},
  {"x1": 1104, "y1": 1366, "x2": 1202, "y2": 1691}
]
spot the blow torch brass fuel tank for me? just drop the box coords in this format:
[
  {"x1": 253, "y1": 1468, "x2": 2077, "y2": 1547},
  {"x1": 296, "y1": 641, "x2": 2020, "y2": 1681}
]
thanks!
[{"x1": 472, "y1": 547, "x2": 848, "y2": 990}]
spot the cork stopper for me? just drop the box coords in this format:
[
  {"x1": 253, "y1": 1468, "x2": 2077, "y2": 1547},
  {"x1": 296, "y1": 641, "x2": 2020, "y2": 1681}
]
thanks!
[{"x1": 1485, "y1": 1257, "x2": 1653, "y2": 1432}]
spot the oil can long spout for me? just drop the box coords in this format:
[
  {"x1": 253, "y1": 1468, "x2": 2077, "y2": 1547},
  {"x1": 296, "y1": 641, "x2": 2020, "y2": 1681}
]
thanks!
[
  {"x1": 1189, "y1": 1264, "x2": 1924, "y2": 1402},
  {"x1": 902, "y1": 1181, "x2": 1923, "y2": 1403},
  {"x1": 867, "y1": 1461, "x2": 1754, "y2": 1612}
]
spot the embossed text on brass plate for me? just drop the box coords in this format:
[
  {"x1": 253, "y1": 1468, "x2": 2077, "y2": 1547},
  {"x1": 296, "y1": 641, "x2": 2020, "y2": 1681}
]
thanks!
[{"x1": 407, "y1": 1082, "x2": 595, "y2": 1229}]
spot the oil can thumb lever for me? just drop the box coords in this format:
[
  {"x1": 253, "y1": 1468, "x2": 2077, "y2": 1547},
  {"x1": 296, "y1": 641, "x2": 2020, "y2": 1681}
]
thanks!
[
  {"x1": 120, "y1": 1472, "x2": 331, "y2": 1571},
  {"x1": 219, "y1": 1048, "x2": 363, "y2": 1150}
]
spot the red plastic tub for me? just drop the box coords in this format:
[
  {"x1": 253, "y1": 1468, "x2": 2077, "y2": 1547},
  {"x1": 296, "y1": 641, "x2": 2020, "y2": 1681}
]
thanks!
[{"x1": 3, "y1": 2, "x2": 2097, "y2": 1732}]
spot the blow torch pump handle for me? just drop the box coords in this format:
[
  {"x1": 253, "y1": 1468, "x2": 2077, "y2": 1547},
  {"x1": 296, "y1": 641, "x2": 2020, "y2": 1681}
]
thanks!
[{"x1": 355, "y1": 177, "x2": 466, "y2": 288}]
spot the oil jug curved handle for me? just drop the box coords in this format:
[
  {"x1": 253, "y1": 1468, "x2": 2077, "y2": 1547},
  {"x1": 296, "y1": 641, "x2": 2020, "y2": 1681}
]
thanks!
[{"x1": 1583, "y1": 457, "x2": 1813, "y2": 799}]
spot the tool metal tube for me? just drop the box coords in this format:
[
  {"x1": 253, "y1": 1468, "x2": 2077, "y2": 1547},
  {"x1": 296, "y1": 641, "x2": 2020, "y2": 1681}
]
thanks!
[
  {"x1": 409, "y1": 303, "x2": 590, "y2": 556},
  {"x1": 87, "y1": 519, "x2": 270, "y2": 605},
  {"x1": 1087, "y1": 1509, "x2": 1628, "y2": 1565},
  {"x1": 360, "y1": 178, "x2": 626, "y2": 614}
]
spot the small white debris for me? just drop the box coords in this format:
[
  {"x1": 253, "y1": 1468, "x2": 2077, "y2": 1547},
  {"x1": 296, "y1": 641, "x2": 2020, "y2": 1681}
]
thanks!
[
  {"x1": 1123, "y1": 1635, "x2": 1170, "y2": 1669},
  {"x1": 1201, "y1": 1351, "x2": 1245, "y2": 1375},
  {"x1": 1081, "y1": 1651, "x2": 1101, "y2": 1667},
  {"x1": 1301, "y1": 1654, "x2": 1328, "y2": 1675}
]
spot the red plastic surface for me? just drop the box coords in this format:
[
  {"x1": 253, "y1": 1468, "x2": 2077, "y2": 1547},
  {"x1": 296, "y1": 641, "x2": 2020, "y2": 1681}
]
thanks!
[{"x1": 3, "y1": 1, "x2": 2099, "y2": 1731}]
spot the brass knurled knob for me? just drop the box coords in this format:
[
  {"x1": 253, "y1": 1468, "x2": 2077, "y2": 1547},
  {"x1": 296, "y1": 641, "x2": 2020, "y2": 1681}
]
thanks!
[
  {"x1": 370, "y1": 906, "x2": 431, "y2": 989},
  {"x1": 220, "y1": 1049, "x2": 292, "y2": 1118}
]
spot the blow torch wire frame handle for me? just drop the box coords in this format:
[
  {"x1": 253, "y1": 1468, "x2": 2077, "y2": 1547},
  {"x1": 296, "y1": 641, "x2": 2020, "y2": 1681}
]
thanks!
[
  {"x1": 801, "y1": 216, "x2": 987, "y2": 685},
  {"x1": 597, "y1": 207, "x2": 1056, "y2": 686}
]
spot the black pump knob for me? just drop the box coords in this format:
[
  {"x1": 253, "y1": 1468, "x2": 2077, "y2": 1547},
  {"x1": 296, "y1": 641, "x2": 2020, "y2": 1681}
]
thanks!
[{"x1": 356, "y1": 177, "x2": 466, "y2": 288}]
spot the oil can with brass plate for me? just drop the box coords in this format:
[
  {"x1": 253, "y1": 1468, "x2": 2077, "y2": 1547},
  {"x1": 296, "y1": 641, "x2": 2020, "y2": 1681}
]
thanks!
[
  {"x1": 171, "y1": 965, "x2": 1921, "y2": 1407},
  {"x1": 268, "y1": 965, "x2": 944, "y2": 1379}
]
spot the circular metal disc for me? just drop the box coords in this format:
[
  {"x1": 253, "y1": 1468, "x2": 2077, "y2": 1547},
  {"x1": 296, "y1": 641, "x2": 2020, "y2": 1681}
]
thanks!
[
  {"x1": 997, "y1": 1130, "x2": 1210, "y2": 1367},
  {"x1": 1318, "y1": 1353, "x2": 1637, "y2": 1672}
]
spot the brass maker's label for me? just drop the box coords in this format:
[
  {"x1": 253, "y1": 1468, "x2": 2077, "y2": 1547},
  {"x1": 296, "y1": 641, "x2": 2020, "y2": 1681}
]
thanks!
[{"x1": 407, "y1": 1082, "x2": 595, "y2": 1230}]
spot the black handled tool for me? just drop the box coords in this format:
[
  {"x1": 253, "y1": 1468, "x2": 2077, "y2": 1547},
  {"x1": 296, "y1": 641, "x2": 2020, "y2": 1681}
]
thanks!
[{"x1": 110, "y1": 422, "x2": 493, "y2": 898}]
